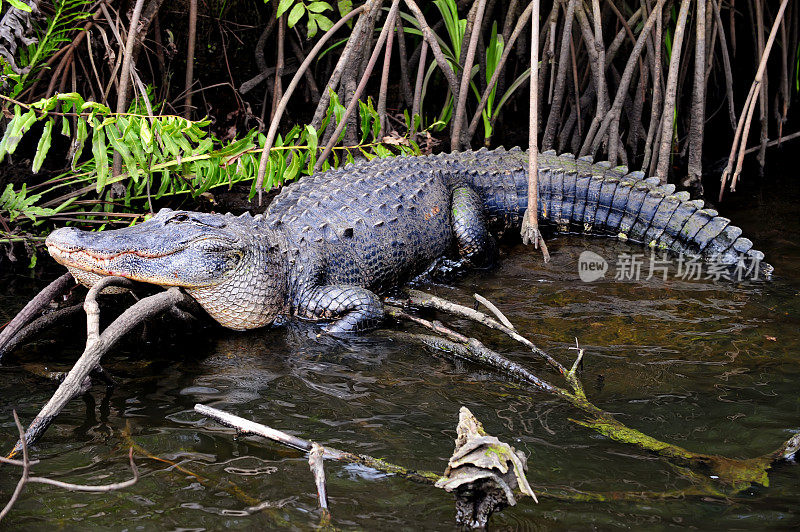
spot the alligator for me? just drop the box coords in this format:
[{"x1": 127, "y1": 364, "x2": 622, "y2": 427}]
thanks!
[{"x1": 46, "y1": 148, "x2": 770, "y2": 333}]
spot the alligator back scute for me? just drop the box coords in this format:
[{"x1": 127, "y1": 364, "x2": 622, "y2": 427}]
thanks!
[{"x1": 265, "y1": 148, "x2": 771, "y2": 278}]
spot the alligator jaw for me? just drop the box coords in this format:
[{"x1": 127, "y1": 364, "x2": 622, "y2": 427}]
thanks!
[
  {"x1": 45, "y1": 224, "x2": 239, "y2": 290},
  {"x1": 47, "y1": 242, "x2": 177, "y2": 281}
]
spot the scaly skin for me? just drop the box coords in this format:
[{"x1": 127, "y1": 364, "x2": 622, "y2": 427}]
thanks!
[{"x1": 46, "y1": 148, "x2": 771, "y2": 333}]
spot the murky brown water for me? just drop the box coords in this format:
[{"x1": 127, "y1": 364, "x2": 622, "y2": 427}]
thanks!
[{"x1": 1, "y1": 170, "x2": 799, "y2": 530}]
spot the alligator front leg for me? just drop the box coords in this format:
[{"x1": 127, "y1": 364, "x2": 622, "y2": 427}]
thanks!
[{"x1": 297, "y1": 285, "x2": 384, "y2": 334}]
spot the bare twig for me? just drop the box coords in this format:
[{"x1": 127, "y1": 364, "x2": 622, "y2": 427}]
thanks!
[
  {"x1": 403, "y1": 0, "x2": 459, "y2": 97},
  {"x1": 377, "y1": 4, "x2": 396, "y2": 138},
  {"x1": 1, "y1": 410, "x2": 138, "y2": 522},
  {"x1": 404, "y1": 290, "x2": 566, "y2": 375},
  {"x1": 451, "y1": 0, "x2": 488, "y2": 151},
  {"x1": 0, "y1": 412, "x2": 30, "y2": 521},
  {"x1": 394, "y1": 15, "x2": 414, "y2": 108},
  {"x1": 473, "y1": 293, "x2": 515, "y2": 330},
  {"x1": 584, "y1": 0, "x2": 666, "y2": 158},
  {"x1": 710, "y1": 0, "x2": 736, "y2": 130},
  {"x1": 309, "y1": 2, "x2": 376, "y2": 130},
  {"x1": 520, "y1": 0, "x2": 550, "y2": 262},
  {"x1": 466, "y1": 2, "x2": 534, "y2": 143},
  {"x1": 641, "y1": 0, "x2": 664, "y2": 175},
  {"x1": 542, "y1": 0, "x2": 577, "y2": 151},
  {"x1": 655, "y1": 0, "x2": 692, "y2": 183},
  {"x1": 28, "y1": 448, "x2": 138, "y2": 492},
  {"x1": 308, "y1": 443, "x2": 330, "y2": 521},
  {"x1": 411, "y1": 39, "x2": 428, "y2": 129},
  {"x1": 721, "y1": 0, "x2": 790, "y2": 198},
  {"x1": 685, "y1": 0, "x2": 707, "y2": 192},
  {"x1": 112, "y1": 0, "x2": 147, "y2": 180},
  {"x1": 268, "y1": 15, "x2": 285, "y2": 124}
]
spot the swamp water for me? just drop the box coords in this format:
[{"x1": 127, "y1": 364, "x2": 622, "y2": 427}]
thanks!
[{"x1": 1, "y1": 175, "x2": 799, "y2": 530}]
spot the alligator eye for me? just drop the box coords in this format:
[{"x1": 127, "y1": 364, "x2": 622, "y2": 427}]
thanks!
[{"x1": 167, "y1": 213, "x2": 191, "y2": 224}]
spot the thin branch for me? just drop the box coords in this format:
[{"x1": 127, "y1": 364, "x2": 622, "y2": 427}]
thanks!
[
  {"x1": 466, "y1": 2, "x2": 534, "y2": 142},
  {"x1": 720, "y1": 0, "x2": 790, "y2": 198},
  {"x1": 195, "y1": 404, "x2": 443, "y2": 484},
  {"x1": 451, "y1": 0, "x2": 488, "y2": 151},
  {"x1": 655, "y1": 0, "x2": 692, "y2": 183},
  {"x1": 542, "y1": 0, "x2": 577, "y2": 151},
  {"x1": 710, "y1": 0, "x2": 736, "y2": 130},
  {"x1": 395, "y1": 15, "x2": 414, "y2": 108},
  {"x1": 112, "y1": 0, "x2": 147, "y2": 180},
  {"x1": 521, "y1": 0, "x2": 550, "y2": 262},
  {"x1": 308, "y1": 443, "x2": 330, "y2": 521},
  {"x1": 403, "y1": 0, "x2": 459, "y2": 97},
  {"x1": 0, "y1": 412, "x2": 30, "y2": 521},
  {"x1": 377, "y1": 3, "x2": 396, "y2": 138},
  {"x1": 28, "y1": 448, "x2": 139, "y2": 492},
  {"x1": 473, "y1": 293, "x2": 515, "y2": 330},
  {"x1": 404, "y1": 290, "x2": 566, "y2": 375},
  {"x1": 411, "y1": 39, "x2": 428, "y2": 129}
]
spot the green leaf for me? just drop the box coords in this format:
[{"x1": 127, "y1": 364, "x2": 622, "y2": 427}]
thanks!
[
  {"x1": 307, "y1": 14, "x2": 318, "y2": 38},
  {"x1": 56, "y1": 92, "x2": 83, "y2": 104},
  {"x1": 140, "y1": 120, "x2": 153, "y2": 152},
  {"x1": 5, "y1": 110, "x2": 36, "y2": 156},
  {"x1": 156, "y1": 168, "x2": 171, "y2": 199},
  {"x1": 304, "y1": 124, "x2": 318, "y2": 172},
  {"x1": 314, "y1": 13, "x2": 333, "y2": 31},
  {"x1": 287, "y1": 3, "x2": 305, "y2": 27},
  {"x1": 337, "y1": 0, "x2": 352, "y2": 17},
  {"x1": 60, "y1": 116, "x2": 70, "y2": 137},
  {"x1": 307, "y1": 2, "x2": 331, "y2": 13},
  {"x1": 0, "y1": 107, "x2": 20, "y2": 163},
  {"x1": 124, "y1": 128, "x2": 148, "y2": 171},
  {"x1": 32, "y1": 119, "x2": 54, "y2": 173},
  {"x1": 276, "y1": 0, "x2": 295, "y2": 17},
  {"x1": 92, "y1": 125, "x2": 109, "y2": 192},
  {"x1": 71, "y1": 117, "x2": 88, "y2": 170},
  {"x1": 8, "y1": 0, "x2": 33, "y2": 13},
  {"x1": 284, "y1": 150, "x2": 302, "y2": 182},
  {"x1": 106, "y1": 124, "x2": 137, "y2": 180}
]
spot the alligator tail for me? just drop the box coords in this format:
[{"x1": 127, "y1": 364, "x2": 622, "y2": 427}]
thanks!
[
  {"x1": 536, "y1": 150, "x2": 771, "y2": 277},
  {"x1": 459, "y1": 147, "x2": 771, "y2": 278}
]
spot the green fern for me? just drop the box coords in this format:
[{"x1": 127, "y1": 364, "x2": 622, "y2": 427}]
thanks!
[
  {"x1": 0, "y1": 183, "x2": 55, "y2": 222},
  {"x1": 0, "y1": 88, "x2": 420, "y2": 227}
]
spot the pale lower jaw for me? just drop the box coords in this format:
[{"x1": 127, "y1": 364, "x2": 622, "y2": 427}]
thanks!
[{"x1": 63, "y1": 266, "x2": 131, "y2": 294}]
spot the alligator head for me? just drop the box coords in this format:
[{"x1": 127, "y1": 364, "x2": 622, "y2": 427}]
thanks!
[{"x1": 46, "y1": 208, "x2": 288, "y2": 330}]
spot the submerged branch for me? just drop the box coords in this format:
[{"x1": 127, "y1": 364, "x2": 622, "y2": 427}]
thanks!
[
  {"x1": 391, "y1": 290, "x2": 798, "y2": 493},
  {"x1": 0, "y1": 411, "x2": 138, "y2": 522},
  {"x1": 195, "y1": 404, "x2": 443, "y2": 485},
  {"x1": 9, "y1": 284, "x2": 190, "y2": 454}
]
